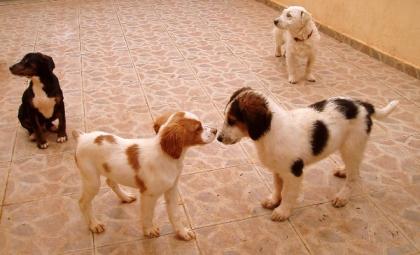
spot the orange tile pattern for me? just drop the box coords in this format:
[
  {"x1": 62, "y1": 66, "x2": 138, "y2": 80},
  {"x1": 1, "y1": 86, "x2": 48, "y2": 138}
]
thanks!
[{"x1": 0, "y1": 0, "x2": 419, "y2": 254}]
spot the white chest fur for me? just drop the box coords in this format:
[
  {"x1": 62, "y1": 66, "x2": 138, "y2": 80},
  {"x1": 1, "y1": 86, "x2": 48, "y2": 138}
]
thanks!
[{"x1": 31, "y1": 77, "x2": 56, "y2": 118}]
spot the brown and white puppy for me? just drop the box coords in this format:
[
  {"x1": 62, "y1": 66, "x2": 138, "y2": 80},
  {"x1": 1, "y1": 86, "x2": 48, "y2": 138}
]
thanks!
[
  {"x1": 217, "y1": 87, "x2": 398, "y2": 221},
  {"x1": 73, "y1": 112, "x2": 217, "y2": 240}
]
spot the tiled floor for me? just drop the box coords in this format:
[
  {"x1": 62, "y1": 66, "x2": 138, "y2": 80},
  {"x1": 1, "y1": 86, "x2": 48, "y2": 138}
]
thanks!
[{"x1": 0, "y1": 0, "x2": 419, "y2": 254}]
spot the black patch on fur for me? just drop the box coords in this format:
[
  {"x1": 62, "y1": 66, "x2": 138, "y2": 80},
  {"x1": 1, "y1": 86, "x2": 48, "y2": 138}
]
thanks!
[
  {"x1": 291, "y1": 158, "x2": 304, "y2": 177},
  {"x1": 356, "y1": 100, "x2": 375, "y2": 134},
  {"x1": 333, "y1": 98, "x2": 359, "y2": 119},
  {"x1": 311, "y1": 120, "x2": 329, "y2": 156},
  {"x1": 309, "y1": 100, "x2": 327, "y2": 112}
]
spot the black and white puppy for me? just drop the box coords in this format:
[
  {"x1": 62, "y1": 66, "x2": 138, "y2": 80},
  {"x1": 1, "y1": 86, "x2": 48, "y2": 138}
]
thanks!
[
  {"x1": 217, "y1": 87, "x2": 398, "y2": 221},
  {"x1": 9, "y1": 52, "x2": 67, "y2": 149}
]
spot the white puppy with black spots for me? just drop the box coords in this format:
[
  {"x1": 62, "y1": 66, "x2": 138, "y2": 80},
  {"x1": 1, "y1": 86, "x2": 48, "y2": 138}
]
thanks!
[
  {"x1": 274, "y1": 6, "x2": 320, "y2": 84},
  {"x1": 217, "y1": 87, "x2": 398, "y2": 221}
]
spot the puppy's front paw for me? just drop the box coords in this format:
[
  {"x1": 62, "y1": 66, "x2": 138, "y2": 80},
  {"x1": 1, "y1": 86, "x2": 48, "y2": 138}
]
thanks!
[
  {"x1": 144, "y1": 226, "x2": 160, "y2": 238},
  {"x1": 261, "y1": 196, "x2": 281, "y2": 209},
  {"x1": 271, "y1": 207, "x2": 291, "y2": 222},
  {"x1": 121, "y1": 194, "x2": 136, "y2": 203},
  {"x1": 306, "y1": 74, "x2": 316, "y2": 82},
  {"x1": 29, "y1": 133, "x2": 36, "y2": 141},
  {"x1": 57, "y1": 135, "x2": 68, "y2": 143},
  {"x1": 332, "y1": 196, "x2": 349, "y2": 208},
  {"x1": 90, "y1": 222, "x2": 105, "y2": 233},
  {"x1": 288, "y1": 76, "x2": 298, "y2": 84},
  {"x1": 38, "y1": 142, "x2": 49, "y2": 149},
  {"x1": 176, "y1": 228, "x2": 195, "y2": 241}
]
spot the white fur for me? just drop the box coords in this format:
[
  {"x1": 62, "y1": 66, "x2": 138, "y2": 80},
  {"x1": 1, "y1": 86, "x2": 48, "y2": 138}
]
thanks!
[
  {"x1": 220, "y1": 96, "x2": 398, "y2": 221},
  {"x1": 273, "y1": 6, "x2": 320, "y2": 83},
  {"x1": 73, "y1": 112, "x2": 216, "y2": 241},
  {"x1": 31, "y1": 76, "x2": 56, "y2": 118}
]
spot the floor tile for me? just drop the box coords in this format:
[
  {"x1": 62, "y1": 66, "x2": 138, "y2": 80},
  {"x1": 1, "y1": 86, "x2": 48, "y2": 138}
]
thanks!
[
  {"x1": 0, "y1": 162, "x2": 10, "y2": 205},
  {"x1": 196, "y1": 216, "x2": 309, "y2": 255},
  {"x1": 291, "y1": 196, "x2": 416, "y2": 255},
  {"x1": 179, "y1": 165, "x2": 270, "y2": 228},
  {"x1": 90, "y1": 189, "x2": 190, "y2": 247},
  {"x1": 96, "y1": 235, "x2": 199, "y2": 255},
  {"x1": 0, "y1": 125, "x2": 16, "y2": 162},
  {"x1": 0, "y1": 195, "x2": 93, "y2": 254},
  {"x1": 370, "y1": 185, "x2": 420, "y2": 249},
  {"x1": 5, "y1": 153, "x2": 80, "y2": 205},
  {"x1": 12, "y1": 116, "x2": 83, "y2": 161},
  {"x1": 142, "y1": 78, "x2": 209, "y2": 108}
]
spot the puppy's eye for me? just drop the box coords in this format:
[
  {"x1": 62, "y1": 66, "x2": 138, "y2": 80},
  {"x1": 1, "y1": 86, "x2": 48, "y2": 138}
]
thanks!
[
  {"x1": 286, "y1": 12, "x2": 292, "y2": 18},
  {"x1": 227, "y1": 118, "x2": 236, "y2": 126}
]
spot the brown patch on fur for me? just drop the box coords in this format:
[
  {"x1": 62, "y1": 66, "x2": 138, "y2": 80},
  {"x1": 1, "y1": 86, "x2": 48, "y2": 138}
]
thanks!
[
  {"x1": 102, "y1": 163, "x2": 111, "y2": 173},
  {"x1": 126, "y1": 144, "x2": 140, "y2": 172},
  {"x1": 160, "y1": 112, "x2": 206, "y2": 159},
  {"x1": 153, "y1": 112, "x2": 174, "y2": 134},
  {"x1": 228, "y1": 88, "x2": 272, "y2": 140},
  {"x1": 135, "y1": 175, "x2": 147, "y2": 193},
  {"x1": 94, "y1": 135, "x2": 117, "y2": 145},
  {"x1": 334, "y1": 171, "x2": 347, "y2": 178}
]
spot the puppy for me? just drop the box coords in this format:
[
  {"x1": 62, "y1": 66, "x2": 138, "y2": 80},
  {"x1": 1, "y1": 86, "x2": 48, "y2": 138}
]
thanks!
[
  {"x1": 9, "y1": 52, "x2": 67, "y2": 149},
  {"x1": 73, "y1": 112, "x2": 217, "y2": 240},
  {"x1": 217, "y1": 87, "x2": 398, "y2": 221},
  {"x1": 273, "y1": 6, "x2": 320, "y2": 83}
]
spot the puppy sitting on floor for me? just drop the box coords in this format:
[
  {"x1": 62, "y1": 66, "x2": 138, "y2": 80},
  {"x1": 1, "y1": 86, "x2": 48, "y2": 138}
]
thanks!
[
  {"x1": 273, "y1": 6, "x2": 320, "y2": 84},
  {"x1": 9, "y1": 52, "x2": 67, "y2": 149},
  {"x1": 217, "y1": 87, "x2": 398, "y2": 221},
  {"x1": 73, "y1": 112, "x2": 217, "y2": 240}
]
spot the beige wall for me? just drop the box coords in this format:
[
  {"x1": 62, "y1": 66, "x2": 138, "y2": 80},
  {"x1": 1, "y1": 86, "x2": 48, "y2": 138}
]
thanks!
[{"x1": 273, "y1": 0, "x2": 420, "y2": 68}]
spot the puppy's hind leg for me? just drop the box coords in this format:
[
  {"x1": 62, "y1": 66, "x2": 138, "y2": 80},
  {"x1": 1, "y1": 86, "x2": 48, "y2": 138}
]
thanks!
[
  {"x1": 78, "y1": 163, "x2": 104, "y2": 233},
  {"x1": 332, "y1": 134, "x2": 367, "y2": 208},
  {"x1": 106, "y1": 178, "x2": 136, "y2": 203},
  {"x1": 164, "y1": 182, "x2": 195, "y2": 241},
  {"x1": 306, "y1": 52, "x2": 316, "y2": 82}
]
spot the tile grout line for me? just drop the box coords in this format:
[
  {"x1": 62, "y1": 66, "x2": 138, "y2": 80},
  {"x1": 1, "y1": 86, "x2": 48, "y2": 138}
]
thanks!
[
  {"x1": 112, "y1": 0, "x2": 155, "y2": 124},
  {"x1": 77, "y1": 0, "x2": 87, "y2": 134},
  {"x1": 76, "y1": 1, "x2": 95, "y2": 253},
  {"x1": 287, "y1": 219, "x2": 313, "y2": 255}
]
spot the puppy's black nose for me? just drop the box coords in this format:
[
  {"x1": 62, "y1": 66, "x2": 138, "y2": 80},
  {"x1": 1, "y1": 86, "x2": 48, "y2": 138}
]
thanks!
[
  {"x1": 217, "y1": 135, "x2": 223, "y2": 142},
  {"x1": 274, "y1": 20, "x2": 279, "y2": 25}
]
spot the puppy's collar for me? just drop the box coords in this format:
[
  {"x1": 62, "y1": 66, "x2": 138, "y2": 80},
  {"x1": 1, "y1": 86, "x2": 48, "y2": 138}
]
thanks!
[{"x1": 294, "y1": 30, "x2": 313, "y2": 42}]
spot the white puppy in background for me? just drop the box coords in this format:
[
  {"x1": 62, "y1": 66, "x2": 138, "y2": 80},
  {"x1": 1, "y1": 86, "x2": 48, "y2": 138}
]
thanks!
[{"x1": 273, "y1": 6, "x2": 320, "y2": 84}]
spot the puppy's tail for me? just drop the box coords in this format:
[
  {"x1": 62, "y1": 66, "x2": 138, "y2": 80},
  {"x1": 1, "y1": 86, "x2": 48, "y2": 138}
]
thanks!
[
  {"x1": 72, "y1": 130, "x2": 84, "y2": 141},
  {"x1": 372, "y1": 100, "x2": 399, "y2": 120}
]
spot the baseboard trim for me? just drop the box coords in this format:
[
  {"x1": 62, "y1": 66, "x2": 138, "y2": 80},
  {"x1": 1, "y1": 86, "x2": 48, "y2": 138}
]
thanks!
[{"x1": 256, "y1": 0, "x2": 420, "y2": 79}]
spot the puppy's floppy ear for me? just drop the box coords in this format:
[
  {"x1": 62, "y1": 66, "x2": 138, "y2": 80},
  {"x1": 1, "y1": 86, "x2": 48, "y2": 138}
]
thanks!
[
  {"x1": 160, "y1": 122, "x2": 185, "y2": 159},
  {"x1": 153, "y1": 112, "x2": 173, "y2": 134},
  {"x1": 239, "y1": 93, "x2": 272, "y2": 140},
  {"x1": 40, "y1": 53, "x2": 55, "y2": 71},
  {"x1": 300, "y1": 10, "x2": 311, "y2": 24}
]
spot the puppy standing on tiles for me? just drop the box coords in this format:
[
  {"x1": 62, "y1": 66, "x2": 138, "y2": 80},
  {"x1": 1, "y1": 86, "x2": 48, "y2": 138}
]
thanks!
[
  {"x1": 9, "y1": 53, "x2": 67, "y2": 149},
  {"x1": 274, "y1": 6, "x2": 320, "y2": 84}
]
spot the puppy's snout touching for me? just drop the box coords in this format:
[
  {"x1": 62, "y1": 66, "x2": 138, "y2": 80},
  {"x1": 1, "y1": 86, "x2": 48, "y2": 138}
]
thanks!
[
  {"x1": 211, "y1": 128, "x2": 217, "y2": 135},
  {"x1": 274, "y1": 19, "x2": 279, "y2": 25}
]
